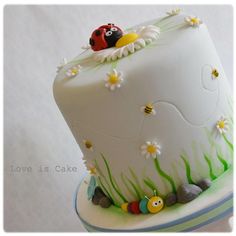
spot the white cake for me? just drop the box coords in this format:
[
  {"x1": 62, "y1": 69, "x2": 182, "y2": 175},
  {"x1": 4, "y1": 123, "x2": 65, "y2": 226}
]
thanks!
[{"x1": 53, "y1": 10, "x2": 233, "y2": 227}]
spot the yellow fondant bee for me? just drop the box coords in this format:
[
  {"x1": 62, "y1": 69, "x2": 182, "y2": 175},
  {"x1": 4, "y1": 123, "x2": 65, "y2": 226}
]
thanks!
[
  {"x1": 141, "y1": 103, "x2": 156, "y2": 115},
  {"x1": 145, "y1": 104, "x2": 153, "y2": 114},
  {"x1": 212, "y1": 68, "x2": 219, "y2": 79},
  {"x1": 83, "y1": 140, "x2": 93, "y2": 151}
]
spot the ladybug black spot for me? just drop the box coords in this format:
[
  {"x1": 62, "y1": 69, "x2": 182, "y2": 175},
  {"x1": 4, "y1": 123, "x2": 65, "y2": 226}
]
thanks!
[
  {"x1": 95, "y1": 30, "x2": 101, "y2": 36},
  {"x1": 89, "y1": 38, "x2": 95, "y2": 46}
]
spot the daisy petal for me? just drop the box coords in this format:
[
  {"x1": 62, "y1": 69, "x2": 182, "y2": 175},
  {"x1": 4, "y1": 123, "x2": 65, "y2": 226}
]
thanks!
[
  {"x1": 142, "y1": 150, "x2": 147, "y2": 155},
  {"x1": 110, "y1": 85, "x2": 115, "y2": 91},
  {"x1": 146, "y1": 153, "x2": 150, "y2": 159},
  {"x1": 141, "y1": 145, "x2": 147, "y2": 150},
  {"x1": 151, "y1": 153, "x2": 156, "y2": 159}
]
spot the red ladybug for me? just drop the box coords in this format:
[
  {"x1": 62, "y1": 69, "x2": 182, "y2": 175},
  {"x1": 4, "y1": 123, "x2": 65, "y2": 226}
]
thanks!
[{"x1": 89, "y1": 23, "x2": 123, "y2": 51}]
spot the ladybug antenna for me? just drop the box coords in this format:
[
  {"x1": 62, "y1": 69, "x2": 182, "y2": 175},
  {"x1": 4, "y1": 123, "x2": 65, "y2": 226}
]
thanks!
[
  {"x1": 145, "y1": 196, "x2": 150, "y2": 201},
  {"x1": 153, "y1": 189, "x2": 157, "y2": 196}
]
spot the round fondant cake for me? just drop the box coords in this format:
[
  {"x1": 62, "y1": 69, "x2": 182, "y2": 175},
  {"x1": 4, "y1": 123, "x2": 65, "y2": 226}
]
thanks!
[{"x1": 53, "y1": 9, "x2": 233, "y2": 232}]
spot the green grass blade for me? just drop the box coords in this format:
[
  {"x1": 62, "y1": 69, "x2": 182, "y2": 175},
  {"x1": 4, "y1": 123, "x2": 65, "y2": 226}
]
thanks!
[
  {"x1": 125, "y1": 176, "x2": 142, "y2": 200},
  {"x1": 128, "y1": 167, "x2": 145, "y2": 198},
  {"x1": 97, "y1": 177, "x2": 119, "y2": 207},
  {"x1": 153, "y1": 157, "x2": 176, "y2": 193},
  {"x1": 204, "y1": 154, "x2": 217, "y2": 180},
  {"x1": 227, "y1": 97, "x2": 233, "y2": 112},
  {"x1": 223, "y1": 134, "x2": 234, "y2": 152},
  {"x1": 143, "y1": 178, "x2": 159, "y2": 195},
  {"x1": 95, "y1": 160, "x2": 120, "y2": 205},
  {"x1": 112, "y1": 177, "x2": 122, "y2": 193},
  {"x1": 101, "y1": 154, "x2": 128, "y2": 202},
  {"x1": 180, "y1": 155, "x2": 195, "y2": 184},
  {"x1": 111, "y1": 60, "x2": 118, "y2": 69},
  {"x1": 217, "y1": 152, "x2": 229, "y2": 172},
  {"x1": 121, "y1": 173, "x2": 137, "y2": 200}
]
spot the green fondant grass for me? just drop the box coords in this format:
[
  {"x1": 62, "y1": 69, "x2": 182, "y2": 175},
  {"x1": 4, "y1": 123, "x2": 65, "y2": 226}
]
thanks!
[
  {"x1": 180, "y1": 155, "x2": 195, "y2": 184},
  {"x1": 203, "y1": 154, "x2": 217, "y2": 180},
  {"x1": 95, "y1": 160, "x2": 120, "y2": 205},
  {"x1": 121, "y1": 173, "x2": 137, "y2": 200},
  {"x1": 227, "y1": 97, "x2": 233, "y2": 112},
  {"x1": 128, "y1": 168, "x2": 145, "y2": 198},
  {"x1": 216, "y1": 152, "x2": 229, "y2": 172},
  {"x1": 223, "y1": 134, "x2": 234, "y2": 152},
  {"x1": 101, "y1": 154, "x2": 128, "y2": 203},
  {"x1": 125, "y1": 176, "x2": 142, "y2": 200},
  {"x1": 143, "y1": 177, "x2": 159, "y2": 195},
  {"x1": 153, "y1": 157, "x2": 176, "y2": 193},
  {"x1": 111, "y1": 60, "x2": 118, "y2": 69},
  {"x1": 97, "y1": 177, "x2": 120, "y2": 207}
]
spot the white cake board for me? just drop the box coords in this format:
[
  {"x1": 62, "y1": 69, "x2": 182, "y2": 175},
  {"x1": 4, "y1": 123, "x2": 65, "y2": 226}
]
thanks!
[{"x1": 75, "y1": 168, "x2": 233, "y2": 232}]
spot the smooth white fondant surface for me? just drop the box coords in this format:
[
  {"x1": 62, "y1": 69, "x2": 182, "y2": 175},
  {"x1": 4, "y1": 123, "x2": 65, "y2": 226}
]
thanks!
[{"x1": 53, "y1": 14, "x2": 233, "y2": 202}]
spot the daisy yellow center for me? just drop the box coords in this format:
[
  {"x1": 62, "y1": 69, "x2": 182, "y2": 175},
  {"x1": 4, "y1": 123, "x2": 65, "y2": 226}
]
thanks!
[
  {"x1": 191, "y1": 18, "x2": 199, "y2": 24},
  {"x1": 147, "y1": 145, "x2": 157, "y2": 154},
  {"x1": 71, "y1": 68, "x2": 78, "y2": 75},
  {"x1": 89, "y1": 167, "x2": 96, "y2": 175},
  {"x1": 85, "y1": 141, "x2": 92, "y2": 149},
  {"x1": 115, "y1": 33, "x2": 139, "y2": 48},
  {"x1": 108, "y1": 74, "x2": 119, "y2": 84},
  {"x1": 218, "y1": 121, "x2": 225, "y2": 129}
]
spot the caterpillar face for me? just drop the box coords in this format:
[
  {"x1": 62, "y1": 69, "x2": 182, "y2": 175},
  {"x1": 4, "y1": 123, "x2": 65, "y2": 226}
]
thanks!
[{"x1": 147, "y1": 196, "x2": 164, "y2": 213}]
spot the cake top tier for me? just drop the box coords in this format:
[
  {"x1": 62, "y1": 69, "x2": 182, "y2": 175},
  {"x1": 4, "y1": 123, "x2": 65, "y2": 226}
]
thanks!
[{"x1": 54, "y1": 10, "x2": 204, "y2": 87}]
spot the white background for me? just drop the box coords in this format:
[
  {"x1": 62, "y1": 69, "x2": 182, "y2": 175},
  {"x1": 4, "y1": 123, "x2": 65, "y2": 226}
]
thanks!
[{"x1": 4, "y1": 5, "x2": 233, "y2": 232}]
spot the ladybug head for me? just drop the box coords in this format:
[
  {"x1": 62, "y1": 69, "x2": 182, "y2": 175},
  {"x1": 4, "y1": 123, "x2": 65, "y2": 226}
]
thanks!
[{"x1": 89, "y1": 23, "x2": 123, "y2": 51}]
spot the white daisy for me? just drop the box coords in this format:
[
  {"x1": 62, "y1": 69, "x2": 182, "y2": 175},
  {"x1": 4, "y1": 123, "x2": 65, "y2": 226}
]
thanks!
[
  {"x1": 141, "y1": 141, "x2": 161, "y2": 159},
  {"x1": 216, "y1": 117, "x2": 229, "y2": 134},
  {"x1": 140, "y1": 103, "x2": 156, "y2": 115},
  {"x1": 211, "y1": 68, "x2": 219, "y2": 79},
  {"x1": 84, "y1": 161, "x2": 97, "y2": 176},
  {"x1": 185, "y1": 16, "x2": 202, "y2": 27},
  {"x1": 93, "y1": 25, "x2": 160, "y2": 63},
  {"x1": 82, "y1": 157, "x2": 98, "y2": 176},
  {"x1": 166, "y1": 8, "x2": 181, "y2": 16},
  {"x1": 56, "y1": 58, "x2": 67, "y2": 73},
  {"x1": 83, "y1": 140, "x2": 94, "y2": 151},
  {"x1": 65, "y1": 64, "x2": 82, "y2": 78},
  {"x1": 88, "y1": 164, "x2": 97, "y2": 175},
  {"x1": 104, "y1": 69, "x2": 124, "y2": 91}
]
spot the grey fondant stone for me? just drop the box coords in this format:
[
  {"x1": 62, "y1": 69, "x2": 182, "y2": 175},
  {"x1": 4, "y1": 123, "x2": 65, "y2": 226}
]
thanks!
[
  {"x1": 99, "y1": 196, "x2": 112, "y2": 208},
  {"x1": 165, "y1": 192, "x2": 177, "y2": 206},
  {"x1": 177, "y1": 184, "x2": 202, "y2": 203},
  {"x1": 94, "y1": 186, "x2": 106, "y2": 198},
  {"x1": 197, "y1": 179, "x2": 212, "y2": 191},
  {"x1": 92, "y1": 194, "x2": 100, "y2": 205},
  {"x1": 92, "y1": 187, "x2": 106, "y2": 205}
]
